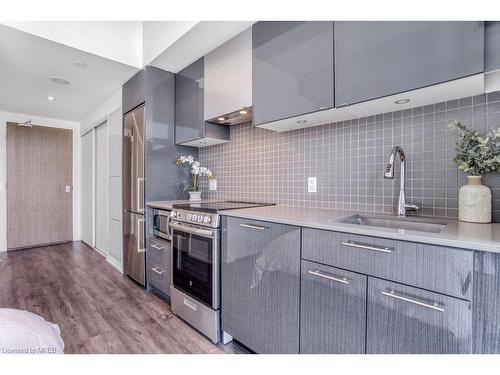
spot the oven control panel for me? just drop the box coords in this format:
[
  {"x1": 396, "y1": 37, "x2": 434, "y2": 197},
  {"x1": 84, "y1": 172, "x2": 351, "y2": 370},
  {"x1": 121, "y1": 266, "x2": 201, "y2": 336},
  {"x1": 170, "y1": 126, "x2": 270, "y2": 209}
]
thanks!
[{"x1": 170, "y1": 209, "x2": 220, "y2": 228}]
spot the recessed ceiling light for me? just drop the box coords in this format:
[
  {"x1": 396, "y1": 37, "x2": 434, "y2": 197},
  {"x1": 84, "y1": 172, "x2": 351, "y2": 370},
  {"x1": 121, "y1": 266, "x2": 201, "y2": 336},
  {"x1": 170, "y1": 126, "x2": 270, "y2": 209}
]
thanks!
[
  {"x1": 297, "y1": 120, "x2": 307, "y2": 124},
  {"x1": 239, "y1": 109, "x2": 248, "y2": 115},
  {"x1": 395, "y1": 99, "x2": 410, "y2": 104},
  {"x1": 46, "y1": 96, "x2": 56, "y2": 101},
  {"x1": 75, "y1": 61, "x2": 87, "y2": 68},
  {"x1": 50, "y1": 77, "x2": 69, "y2": 85},
  {"x1": 218, "y1": 117, "x2": 226, "y2": 121}
]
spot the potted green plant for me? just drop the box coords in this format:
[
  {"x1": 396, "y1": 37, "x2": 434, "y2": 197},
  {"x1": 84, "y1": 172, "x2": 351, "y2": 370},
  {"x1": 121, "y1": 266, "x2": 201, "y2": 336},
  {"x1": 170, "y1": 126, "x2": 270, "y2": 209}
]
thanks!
[
  {"x1": 176, "y1": 155, "x2": 213, "y2": 201},
  {"x1": 449, "y1": 120, "x2": 500, "y2": 223}
]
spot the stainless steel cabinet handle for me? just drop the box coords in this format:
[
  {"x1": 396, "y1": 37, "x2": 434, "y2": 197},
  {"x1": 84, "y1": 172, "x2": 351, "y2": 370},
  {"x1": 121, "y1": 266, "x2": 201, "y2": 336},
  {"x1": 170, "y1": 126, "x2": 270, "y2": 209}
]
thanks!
[
  {"x1": 308, "y1": 270, "x2": 350, "y2": 285},
  {"x1": 342, "y1": 241, "x2": 393, "y2": 254},
  {"x1": 151, "y1": 267, "x2": 165, "y2": 275},
  {"x1": 382, "y1": 290, "x2": 444, "y2": 312},
  {"x1": 150, "y1": 243, "x2": 165, "y2": 250},
  {"x1": 240, "y1": 223, "x2": 266, "y2": 231}
]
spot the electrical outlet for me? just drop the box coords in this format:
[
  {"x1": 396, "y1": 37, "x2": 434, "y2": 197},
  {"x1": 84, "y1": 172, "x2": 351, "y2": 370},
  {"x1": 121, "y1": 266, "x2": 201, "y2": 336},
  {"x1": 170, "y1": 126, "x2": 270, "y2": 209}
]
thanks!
[
  {"x1": 308, "y1": 177, "x2": 317, "y2": 193},
  {"x1": 209, "y1": 179, "x2": 217, "y2": 191}
]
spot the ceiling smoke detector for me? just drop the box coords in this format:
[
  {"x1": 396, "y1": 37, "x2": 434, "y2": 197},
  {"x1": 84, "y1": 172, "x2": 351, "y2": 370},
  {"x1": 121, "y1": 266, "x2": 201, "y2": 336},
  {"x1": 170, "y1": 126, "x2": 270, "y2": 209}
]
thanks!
[
  {"x1": 50, "y1": 77, "x2": 70, "y2": 85},
  {"x1": 46, "y1": 96, "x2": 56, "y2": 101},
  {"x1": 75, "y1": 61, "x2": 87, "y2": 68}
]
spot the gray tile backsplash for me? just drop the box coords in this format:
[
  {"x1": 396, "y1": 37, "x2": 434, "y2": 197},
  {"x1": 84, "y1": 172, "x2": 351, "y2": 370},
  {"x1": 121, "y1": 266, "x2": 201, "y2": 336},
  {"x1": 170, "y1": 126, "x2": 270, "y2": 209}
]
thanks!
[{"x1": 199, "y1": 91, "x2": 500, "y2": 221}]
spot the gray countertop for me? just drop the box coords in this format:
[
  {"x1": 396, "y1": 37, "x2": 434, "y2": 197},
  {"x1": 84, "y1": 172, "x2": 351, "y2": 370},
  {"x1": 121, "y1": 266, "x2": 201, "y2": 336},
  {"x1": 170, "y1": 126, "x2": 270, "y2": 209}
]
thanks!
[
  {"x1": 147, "y1": 200, "x2": 500, "y2": 253},
  {"x1": 222, "y1": 205, "x2": 500, "y2": 253}
]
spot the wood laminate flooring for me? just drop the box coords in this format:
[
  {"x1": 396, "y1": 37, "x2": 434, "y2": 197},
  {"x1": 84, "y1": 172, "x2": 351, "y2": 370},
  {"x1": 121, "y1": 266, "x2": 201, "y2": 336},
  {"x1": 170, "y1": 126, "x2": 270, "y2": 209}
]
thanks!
[{"x1": 0, "y1": 242, "x2": 244, "y2": 354}]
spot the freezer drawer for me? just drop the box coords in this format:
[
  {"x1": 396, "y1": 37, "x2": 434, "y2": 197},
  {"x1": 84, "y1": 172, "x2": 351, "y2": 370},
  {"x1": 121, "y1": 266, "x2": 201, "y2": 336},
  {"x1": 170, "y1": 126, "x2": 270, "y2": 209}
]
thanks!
[{"x1": 124, "y1": 212, "x2": 146, "y2": 286}]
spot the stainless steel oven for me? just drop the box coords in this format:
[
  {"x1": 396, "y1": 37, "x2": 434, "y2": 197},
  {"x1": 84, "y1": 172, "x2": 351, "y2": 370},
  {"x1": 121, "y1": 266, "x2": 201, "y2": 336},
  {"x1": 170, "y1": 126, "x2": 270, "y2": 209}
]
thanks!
[
  {"x1": 152, "y1": 208, "x2": 172, "y2": 241},
  {"x1": 170, "y1": 218, "x2": 221, "y2": 343}
]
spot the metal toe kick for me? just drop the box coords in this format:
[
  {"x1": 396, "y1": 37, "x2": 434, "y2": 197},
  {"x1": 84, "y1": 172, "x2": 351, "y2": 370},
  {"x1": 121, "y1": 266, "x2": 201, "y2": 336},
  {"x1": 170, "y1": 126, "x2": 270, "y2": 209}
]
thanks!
[{"x1": 170, "y1": 286, "x2": 221, "y2": 344}]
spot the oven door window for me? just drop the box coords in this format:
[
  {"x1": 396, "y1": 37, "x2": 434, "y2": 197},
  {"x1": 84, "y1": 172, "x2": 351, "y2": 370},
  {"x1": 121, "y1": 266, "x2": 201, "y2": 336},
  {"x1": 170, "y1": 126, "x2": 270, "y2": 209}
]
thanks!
[{"x1": 172, "y1": 229, "x2": 213, "y2": 306}]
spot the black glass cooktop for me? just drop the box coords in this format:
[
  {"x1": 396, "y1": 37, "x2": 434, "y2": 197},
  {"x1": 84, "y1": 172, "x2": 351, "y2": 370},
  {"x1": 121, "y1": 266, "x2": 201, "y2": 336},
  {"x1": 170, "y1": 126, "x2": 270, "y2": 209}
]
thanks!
[{"x1": 172, "y1": 201, "x2": 275, "y2": 213}]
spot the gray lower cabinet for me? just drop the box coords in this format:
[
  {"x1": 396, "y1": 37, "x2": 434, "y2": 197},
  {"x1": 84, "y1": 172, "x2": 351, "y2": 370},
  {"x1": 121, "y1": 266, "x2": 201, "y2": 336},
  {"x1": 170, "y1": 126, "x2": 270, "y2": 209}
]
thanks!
[
  {"x1": 302, "y1": 228, "x2": 473, "y2": 300},
  {"x1": 252, "y1": 21, "x2": 334, "y2": 126},
  {"x1": 334, "y1": 21, "x2": 484, "y2": 106},
  {"x1": 300, "y1": 260, "x2": 367, "y2": 353},
  {"x1": 367, "y1": 277, "x2": 472, "y2": 354},
  {"x1": 146, "y1": 237, "x2": 171, "y2": 297},
  {"x1": 221, "y1": 216, "x2": 301, "y2": 353}
]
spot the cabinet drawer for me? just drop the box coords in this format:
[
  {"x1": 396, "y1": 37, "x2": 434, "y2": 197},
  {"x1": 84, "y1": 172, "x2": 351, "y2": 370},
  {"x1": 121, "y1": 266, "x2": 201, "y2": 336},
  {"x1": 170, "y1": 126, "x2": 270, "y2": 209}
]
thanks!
[
  {"x1": 146, "y1": 237, "x2": 171, "y2": 296},
  {"x1": 367, "y1": 278, "x2": 472, "y2": 354},
  {"x1": 302, "y1": 228, "x2": 473, "y2": 299},
  {"x1": 300, "y1": 260, "x2": 366, "y2": 353}
]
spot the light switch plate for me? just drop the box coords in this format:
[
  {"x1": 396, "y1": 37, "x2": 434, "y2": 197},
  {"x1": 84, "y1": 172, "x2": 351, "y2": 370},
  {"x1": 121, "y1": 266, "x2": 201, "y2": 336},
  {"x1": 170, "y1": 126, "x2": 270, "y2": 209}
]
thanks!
[{"x1": 308, "y1": 177, "x2": 317, "y2": 193}]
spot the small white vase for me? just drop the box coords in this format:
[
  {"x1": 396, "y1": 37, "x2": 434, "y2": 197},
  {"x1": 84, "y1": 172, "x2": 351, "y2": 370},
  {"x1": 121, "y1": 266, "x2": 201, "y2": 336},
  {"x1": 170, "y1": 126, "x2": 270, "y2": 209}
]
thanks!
[
  {"x1": 458, "y1": 176, "x2": 492, "y2": 223},
  {"x1": 189, "y1": 191, "x2": 202, "y2": 202}
]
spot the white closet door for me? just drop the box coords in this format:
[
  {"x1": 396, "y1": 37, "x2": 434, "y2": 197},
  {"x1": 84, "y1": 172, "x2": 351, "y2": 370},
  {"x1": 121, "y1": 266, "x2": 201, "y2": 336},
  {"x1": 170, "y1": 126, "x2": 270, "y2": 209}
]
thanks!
[
  {"x1": 107, "y1": 109, "x2": 123, "y2": 267},
  {"x1": 95, "y1": 122, "x2": 108, "y2": 254},
  {"x1": 81, "y1": 130, "x2": 94, "y2": 247}
]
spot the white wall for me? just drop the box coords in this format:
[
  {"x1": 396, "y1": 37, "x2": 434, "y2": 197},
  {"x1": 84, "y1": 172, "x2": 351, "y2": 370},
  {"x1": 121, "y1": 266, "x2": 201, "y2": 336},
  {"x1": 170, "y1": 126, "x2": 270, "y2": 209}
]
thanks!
[
  {"x1": 1, "y1": 21, "x2": 143, "y2": 68},
  {"x1": 0, "y1": 111, "x2": 81, "y2": 252},
  {"x1": 142, "y1": 21, "x2": 197, "y2": 66}
]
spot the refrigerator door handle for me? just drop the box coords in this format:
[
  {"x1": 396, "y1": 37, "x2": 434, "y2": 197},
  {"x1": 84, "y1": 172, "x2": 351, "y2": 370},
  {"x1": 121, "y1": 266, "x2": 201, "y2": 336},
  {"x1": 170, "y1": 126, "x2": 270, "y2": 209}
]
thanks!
[
  {"x1": 137, "y1": 217, "x2": 146, "y2": 253},
  {"x1": 137, "y1": 177, "x2": 145, "y2": 213}
]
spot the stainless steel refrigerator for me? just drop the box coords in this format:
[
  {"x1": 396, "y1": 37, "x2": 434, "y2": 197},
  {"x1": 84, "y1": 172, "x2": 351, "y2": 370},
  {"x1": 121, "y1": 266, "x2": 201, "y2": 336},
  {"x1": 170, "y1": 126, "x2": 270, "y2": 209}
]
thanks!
[{"x1": 123, "y1": 105, "x2": 146, "y2": 286}]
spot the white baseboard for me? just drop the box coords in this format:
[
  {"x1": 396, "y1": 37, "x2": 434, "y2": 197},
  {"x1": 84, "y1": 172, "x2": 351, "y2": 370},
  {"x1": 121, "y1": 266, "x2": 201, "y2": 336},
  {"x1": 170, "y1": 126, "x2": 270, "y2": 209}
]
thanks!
[{"x1": 106, "y1": 257, "x2": 123, "y2": 273}]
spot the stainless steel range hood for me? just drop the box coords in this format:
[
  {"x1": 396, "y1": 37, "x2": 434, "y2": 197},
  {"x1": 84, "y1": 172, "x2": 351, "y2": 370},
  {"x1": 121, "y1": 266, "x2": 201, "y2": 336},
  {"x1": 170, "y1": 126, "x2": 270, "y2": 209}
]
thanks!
[{"x1": 206, "y1": 106, "x2": 252, "y2": 126}]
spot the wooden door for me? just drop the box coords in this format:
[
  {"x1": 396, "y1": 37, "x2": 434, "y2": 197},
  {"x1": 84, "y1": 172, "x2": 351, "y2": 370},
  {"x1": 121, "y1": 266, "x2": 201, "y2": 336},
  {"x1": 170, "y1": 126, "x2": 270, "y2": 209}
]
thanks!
[{"x1": 6, "y1": 122, "x2": 73, "y2": 250}]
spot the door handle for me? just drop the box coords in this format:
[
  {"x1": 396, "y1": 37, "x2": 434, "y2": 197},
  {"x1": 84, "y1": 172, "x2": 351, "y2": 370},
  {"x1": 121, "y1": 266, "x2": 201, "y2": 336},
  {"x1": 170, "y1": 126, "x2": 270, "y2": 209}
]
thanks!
[
  {"x1": 137, "y1": 177, "x2": 144, "y2": 213},
  {"x1": 308, "y1": 270, "x2": 350, "y2": 285},
  {"x1": 342, "y1": 241, "x2": 393, "y2": 254},
  {"x1": 137, "y1": 217, "x2": 145, "y2": 253},
  {"x1": 150, "y1": 243, "x2": 166, "y2": 250},
  {"x1": 151, "y1": 267, "x2": 165, "y2": 275},
  {"x1": 382, "y1": 289, "x2": 444, "y2": 312},
  {"x1": 239, "y1": 223, "x2": 266, "y2": 231}
]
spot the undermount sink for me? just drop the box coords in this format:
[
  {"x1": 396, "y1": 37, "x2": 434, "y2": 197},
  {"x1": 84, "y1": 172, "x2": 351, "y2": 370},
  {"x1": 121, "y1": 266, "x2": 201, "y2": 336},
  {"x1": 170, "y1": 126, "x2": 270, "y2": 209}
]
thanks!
[{"x1": 338, "y1": 214, "x2": 447, "y2": 233}]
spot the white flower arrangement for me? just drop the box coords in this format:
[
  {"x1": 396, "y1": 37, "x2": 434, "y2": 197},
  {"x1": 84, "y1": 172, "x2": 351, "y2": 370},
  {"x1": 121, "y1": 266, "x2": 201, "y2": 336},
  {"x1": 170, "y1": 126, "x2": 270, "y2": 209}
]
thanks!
[{"x1": 176, "y1": 155, "x2": 213, "y2": 192}]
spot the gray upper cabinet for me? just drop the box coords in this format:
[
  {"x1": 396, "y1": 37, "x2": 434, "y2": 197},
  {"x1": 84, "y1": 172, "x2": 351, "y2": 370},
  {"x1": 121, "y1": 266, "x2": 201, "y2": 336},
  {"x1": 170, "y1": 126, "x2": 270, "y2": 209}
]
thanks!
[
  {"x1": 367, "y1": 277, "x2": 472, "y2": 354},
  {"x1": 221, "y1": 216, "x2": 301, "y2": 353},
  {"x1": 334, "y1": 21, "x2": 485, "y2": 106},
  {"x1": 204, "y1": 28, "x2": 252, "y2": 121},
  {"x1": 122, "y1": 69, "x2": 146, "y2": 115},
  {"x1": 486, "y1": 21, "x2": 500, "y2": 72},
  {"x1": 252, "y1": 21, "x2": 334, "y2": 126},
  {"x1": 300, "y1": 260, "x2": 366, "y2": 354},
  {"x1": 175, "y1": 58, "x2": 205, "y2": 145}
]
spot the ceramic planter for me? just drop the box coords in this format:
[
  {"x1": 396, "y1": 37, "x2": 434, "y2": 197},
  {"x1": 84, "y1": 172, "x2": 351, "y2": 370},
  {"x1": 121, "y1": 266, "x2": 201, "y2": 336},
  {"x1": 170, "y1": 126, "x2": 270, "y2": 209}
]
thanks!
[
  {"x1": 189, "y1": 191, "x2": 202, "y2": 202},
  {"x1": 458, "y1": 176, "x2": 491, "y2": 223}
]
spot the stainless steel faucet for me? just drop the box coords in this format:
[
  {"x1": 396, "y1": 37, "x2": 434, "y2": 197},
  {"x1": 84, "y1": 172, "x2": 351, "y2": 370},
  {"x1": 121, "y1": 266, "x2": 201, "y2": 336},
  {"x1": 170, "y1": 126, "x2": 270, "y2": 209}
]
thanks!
[{"x1": 384, "y1": 146, "x2": 420, "y2": 216}]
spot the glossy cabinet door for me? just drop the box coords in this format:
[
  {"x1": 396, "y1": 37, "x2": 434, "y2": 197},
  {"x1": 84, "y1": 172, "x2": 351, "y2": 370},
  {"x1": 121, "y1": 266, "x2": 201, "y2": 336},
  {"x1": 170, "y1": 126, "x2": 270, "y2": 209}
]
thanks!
[
  {"x1": 146, "y1": 237, "x2": 171, "y2": 297},
  {"x1": 122, "y1": 69, "x2": 145, "y2": 115},
  {"x1": 334, "y1": 21, "x2": 484, "y2": 106},
  {"x1": 486, "y1": 21, "x2": 500, "y2": 72},
  {"x1": 300, "y1": 260, "x2": 367, "y2": 353},
  {"x1": 252, "y1": 21, "x2": 334, "y2": 126},
  {"x1": 367, "y1": 277, "x2": 472, "y2": 354},
  {"x1": 221, "y1": 216, "x2": 301, "y2": 353},
  {"x1": 175, "y1": 57, "x2": 205, "y2": 144}
]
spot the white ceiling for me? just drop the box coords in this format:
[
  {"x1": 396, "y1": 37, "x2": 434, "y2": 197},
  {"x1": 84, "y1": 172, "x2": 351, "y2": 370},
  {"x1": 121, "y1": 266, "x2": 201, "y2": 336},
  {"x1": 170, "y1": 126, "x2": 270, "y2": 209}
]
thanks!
[
  {"x1": 0, "y1": 24, "x2": 139, "y2": 121},
  {"x1": 0, "y1": 21, "x2": 254, "y2": 122}
]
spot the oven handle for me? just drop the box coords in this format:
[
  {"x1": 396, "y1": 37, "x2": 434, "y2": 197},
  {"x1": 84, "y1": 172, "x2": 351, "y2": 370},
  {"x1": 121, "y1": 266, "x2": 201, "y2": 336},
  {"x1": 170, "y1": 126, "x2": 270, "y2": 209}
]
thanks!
[
  {"x1": 170, "y1": 221, "x2": 215, "y2": 238},
  {"x1": 166, "y1": 213, "x2": 172, "y2": 239}
]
